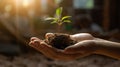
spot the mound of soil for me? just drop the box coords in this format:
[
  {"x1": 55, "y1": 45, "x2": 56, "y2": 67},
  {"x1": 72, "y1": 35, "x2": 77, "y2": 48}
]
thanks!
[{"x1": 45, "y1": 33, "x2": 77, "y2": 49}]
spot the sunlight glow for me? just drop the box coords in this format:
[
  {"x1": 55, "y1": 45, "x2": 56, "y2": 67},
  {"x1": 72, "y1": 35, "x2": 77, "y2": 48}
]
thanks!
[
  {"x1": 14, "y1": 0, "x2": 31, "y2": 7},
  {"x1": 22, "y1": 0, "x2": 30, "y2": 7}
]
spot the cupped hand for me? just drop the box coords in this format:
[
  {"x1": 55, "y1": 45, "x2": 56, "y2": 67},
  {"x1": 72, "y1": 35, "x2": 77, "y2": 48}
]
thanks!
[{"x1": 29, "y1": 33, "x2": 99, "y2": 61}]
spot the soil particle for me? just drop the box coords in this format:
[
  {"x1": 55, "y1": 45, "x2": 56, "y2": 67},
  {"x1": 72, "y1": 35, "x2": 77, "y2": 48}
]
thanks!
[{"x1": 45, "y1": 33, "x2": 77, "y2": 49}]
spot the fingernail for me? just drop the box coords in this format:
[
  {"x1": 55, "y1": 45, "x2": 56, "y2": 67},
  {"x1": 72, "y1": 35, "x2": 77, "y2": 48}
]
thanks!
[{"x1": 30, "y1": 37, "x2": 35, "y2": 41}]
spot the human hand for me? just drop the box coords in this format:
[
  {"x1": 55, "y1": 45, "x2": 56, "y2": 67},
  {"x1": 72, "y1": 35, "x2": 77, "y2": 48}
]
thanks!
[
  {"x1": 45, "y1": 33, "x2": 97, "y2": 54},
  {"x1": 29, "y1": 33, "x2": 99, "y2": 61},
  {"x1": 29, "y1": 37, "x2": 91, "y2": 61}
]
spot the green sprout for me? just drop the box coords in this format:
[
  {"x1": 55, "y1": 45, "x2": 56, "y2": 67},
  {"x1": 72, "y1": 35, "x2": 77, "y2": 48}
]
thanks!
[{"x1": 45, "y1": 7, "x2": 72, "y2": 32}]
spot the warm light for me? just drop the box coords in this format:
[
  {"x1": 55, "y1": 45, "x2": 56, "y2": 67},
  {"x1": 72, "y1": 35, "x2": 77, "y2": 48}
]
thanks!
[
  {"x1": 5, "y1": 5, "x2": 12, "y2": 12},
  {"x1": 14, "y1": 0, "x2": 31, "y2": 7},
  {"x1": 22, "y1": 0, "x2": 30, "y2": 7}
]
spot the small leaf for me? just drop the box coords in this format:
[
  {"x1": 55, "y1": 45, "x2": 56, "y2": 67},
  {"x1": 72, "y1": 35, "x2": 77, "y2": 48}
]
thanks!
[
  {"x1": 56, "y1": 7, "x2": 63, "y2": 18},
  {"x1": 45, "y1": 17, "x2": 56, "y2": 21},
  {"x1": 51, "y1": 20, "x2": 58, "y2": 24},
  {"x1": 63, "y1": 20, "x2": 71, "y2": 23},
  {"x1": 62, "y1": 16, "x2": 71, "y2": 21}
]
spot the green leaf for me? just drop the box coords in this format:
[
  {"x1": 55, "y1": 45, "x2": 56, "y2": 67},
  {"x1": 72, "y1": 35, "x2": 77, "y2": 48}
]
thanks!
[
  {"x1": 63, "y1": 20, "x2": 71, "y2": 23},
  {"x1": 51, "y1": 20, "x2": 58, "y2": 24},
  {"x1": 56, "y1": 7, "x2": 63, "y2": 18},
  {"x1": 45, "y1": 17, "x2": 56, "y2": 21},
  {"x1": 62, "y1": 16, "x2": 71, "y2": 21}
]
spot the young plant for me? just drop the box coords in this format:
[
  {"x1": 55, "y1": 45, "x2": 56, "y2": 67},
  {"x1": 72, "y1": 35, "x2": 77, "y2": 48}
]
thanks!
[{"x1": 45, "y1": 7, "x2": 72, "y2": 32}]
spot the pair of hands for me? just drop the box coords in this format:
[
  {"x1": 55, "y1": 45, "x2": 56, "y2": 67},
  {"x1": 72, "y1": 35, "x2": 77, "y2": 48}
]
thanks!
[{"x1": 29, "y1": 33, "x2": 99, "y2": 61}]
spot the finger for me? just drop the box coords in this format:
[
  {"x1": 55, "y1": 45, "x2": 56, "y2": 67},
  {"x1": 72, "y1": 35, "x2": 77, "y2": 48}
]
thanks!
[
  {"x1": 29, "y1": 41, "x2": 34, "y2": 46},
  {"x1": 30, "y1": 37, "x2": 41, "y2": 41},
  {"x1": 30, "y1": 39, "x2": 54, "y2": 51},
  {"x1": 45, "y1": 33, "x2": 54, "y2": 37},
  {"x1": 30, "y1": 37, "x2": 37, "y2": 41},
  {"x1": 29, "y1": 40, "x2": 40, "y2": 48}
]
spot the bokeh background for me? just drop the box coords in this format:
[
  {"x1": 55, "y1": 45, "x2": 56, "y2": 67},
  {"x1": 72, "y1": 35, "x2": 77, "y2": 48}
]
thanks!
[{"x1": 0, "y1": 0, "x2": 120, "y2": 67}]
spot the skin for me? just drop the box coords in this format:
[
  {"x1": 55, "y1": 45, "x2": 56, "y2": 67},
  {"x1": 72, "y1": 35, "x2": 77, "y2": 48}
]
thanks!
[{"x1": 29, "y1": 33, "x2": 120, "y2": 61}]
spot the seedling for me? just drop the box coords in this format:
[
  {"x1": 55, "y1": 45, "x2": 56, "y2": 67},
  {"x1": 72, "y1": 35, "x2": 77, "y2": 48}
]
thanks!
[
  {"x1": 45, "y1": 7, "x2": 72, "y2": 32},
  {"x1": 44, "y1": 7, "x2": 75, "y2": 49}
]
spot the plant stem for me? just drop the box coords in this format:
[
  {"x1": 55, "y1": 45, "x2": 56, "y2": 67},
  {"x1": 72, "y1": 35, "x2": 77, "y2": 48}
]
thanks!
[{"x1": 57, "y1": 24, "x2": 61, "y2": 33}]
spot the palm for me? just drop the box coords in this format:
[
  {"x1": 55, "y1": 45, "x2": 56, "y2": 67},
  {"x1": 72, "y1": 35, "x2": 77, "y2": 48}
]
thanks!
[{"x1": 29, "y1": 33, "x2": 97, "y2": 60}]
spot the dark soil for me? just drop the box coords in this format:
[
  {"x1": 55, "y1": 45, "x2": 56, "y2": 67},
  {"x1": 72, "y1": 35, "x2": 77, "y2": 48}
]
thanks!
[
  {"x1": 45, "y1": 33, "x2": 77, "y2": 49},
  {"x1": 0, "y1": 53, "x2": 119, "y2": 67}
]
